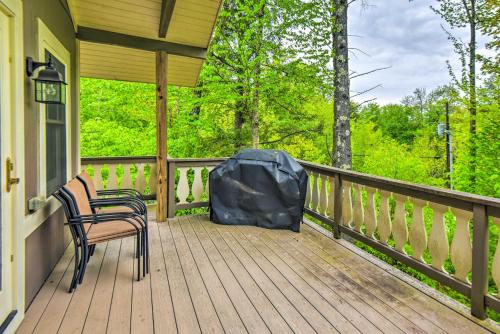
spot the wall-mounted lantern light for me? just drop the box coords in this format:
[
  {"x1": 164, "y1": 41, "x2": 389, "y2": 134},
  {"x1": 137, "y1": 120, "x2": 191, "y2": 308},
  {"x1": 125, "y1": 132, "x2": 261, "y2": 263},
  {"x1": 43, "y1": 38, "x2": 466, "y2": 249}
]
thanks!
[{"x1": 26, "y1": 56, "x2": 67, "y2": 105}]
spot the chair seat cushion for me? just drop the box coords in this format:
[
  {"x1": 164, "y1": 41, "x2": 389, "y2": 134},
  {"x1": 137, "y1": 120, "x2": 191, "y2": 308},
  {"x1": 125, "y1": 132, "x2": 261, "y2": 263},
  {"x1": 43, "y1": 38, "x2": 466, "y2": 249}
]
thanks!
[{"x1": 87, "y1": 220, "x2": 139, "y2": 244}]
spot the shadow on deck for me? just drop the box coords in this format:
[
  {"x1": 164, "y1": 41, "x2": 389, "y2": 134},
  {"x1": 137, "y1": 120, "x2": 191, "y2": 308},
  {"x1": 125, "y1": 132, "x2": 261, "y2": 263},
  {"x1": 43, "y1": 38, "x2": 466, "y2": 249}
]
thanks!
[{"x1": 17, "y1": 214, "x2": 496, "y2": 333}]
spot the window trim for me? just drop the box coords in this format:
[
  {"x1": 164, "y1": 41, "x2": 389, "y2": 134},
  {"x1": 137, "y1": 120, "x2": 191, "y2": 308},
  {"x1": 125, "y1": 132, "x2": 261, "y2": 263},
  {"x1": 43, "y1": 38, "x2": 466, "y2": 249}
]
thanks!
[{"x1": 37, "y1": 19, "x2": 71, "y2": 198}]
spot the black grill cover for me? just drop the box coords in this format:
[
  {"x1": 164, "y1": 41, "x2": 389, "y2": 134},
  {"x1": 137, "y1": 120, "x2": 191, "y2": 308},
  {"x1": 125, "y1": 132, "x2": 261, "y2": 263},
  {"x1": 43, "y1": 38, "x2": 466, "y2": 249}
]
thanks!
[{"x1": 209, "y1": 149, "x2": 308, "y2": 232}]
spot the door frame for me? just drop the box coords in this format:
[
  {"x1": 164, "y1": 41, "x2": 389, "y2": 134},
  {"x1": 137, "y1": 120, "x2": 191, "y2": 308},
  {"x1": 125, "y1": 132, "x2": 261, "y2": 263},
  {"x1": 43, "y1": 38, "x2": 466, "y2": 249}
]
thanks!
[{"x1": 0, "y1": 0, "x2": 24, "y2": 332}]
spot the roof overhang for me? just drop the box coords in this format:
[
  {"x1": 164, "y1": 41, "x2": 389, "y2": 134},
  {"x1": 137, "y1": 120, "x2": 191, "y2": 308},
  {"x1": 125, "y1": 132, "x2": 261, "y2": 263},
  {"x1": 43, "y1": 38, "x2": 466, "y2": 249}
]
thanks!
[{"x1": 68, "y1": 0, "x2": 222, "y2": 86}]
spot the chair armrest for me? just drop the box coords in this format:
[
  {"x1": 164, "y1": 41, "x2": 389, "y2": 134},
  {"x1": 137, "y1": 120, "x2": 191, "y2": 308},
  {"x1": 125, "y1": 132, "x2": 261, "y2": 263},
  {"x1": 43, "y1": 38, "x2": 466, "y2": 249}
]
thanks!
[
  {"x1": 97, "y1": 189, "x2": 143, "y2": 199},
  {"x1": 90, "y1": 198, "x2": 146, "y2": 214},
  {"x1": 68, "y1": 212, "x2": 146, "y2": 228}
]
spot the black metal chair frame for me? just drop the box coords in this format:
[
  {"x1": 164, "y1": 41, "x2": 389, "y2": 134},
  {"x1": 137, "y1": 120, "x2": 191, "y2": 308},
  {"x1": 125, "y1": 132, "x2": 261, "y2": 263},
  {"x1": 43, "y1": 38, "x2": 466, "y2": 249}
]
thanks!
[
  {"x1": 54, "y1": 187, "x2": 147, "y2": 292},
  {"x1": 76, "y1": 175, "x2": 150, "y2": 274}
]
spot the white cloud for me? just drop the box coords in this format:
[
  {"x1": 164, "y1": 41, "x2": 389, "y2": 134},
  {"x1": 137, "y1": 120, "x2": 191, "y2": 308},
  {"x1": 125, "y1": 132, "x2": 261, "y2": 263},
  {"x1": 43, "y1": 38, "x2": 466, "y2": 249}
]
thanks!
[{"x1": 348, "y1": 0, "x2": 489, "y2": 105}]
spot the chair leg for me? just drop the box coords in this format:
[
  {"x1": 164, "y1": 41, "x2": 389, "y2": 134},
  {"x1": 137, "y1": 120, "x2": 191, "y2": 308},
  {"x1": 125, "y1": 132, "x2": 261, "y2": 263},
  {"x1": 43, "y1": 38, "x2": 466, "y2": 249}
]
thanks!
[
  {"x1": 136, "y1": 234, "x2": 141, "y2": 281},
  {"x1": 78, "y1": 243, "x2": 90, "y2": 284},
  {"x1": 69, "y1": 243, "x2": 80, "y2": 293},
  {"x1": 145, "y1": 216, "x2": 150, "y2": 274},
  {"x1": 89, "y1": 244, "x2": 96, "y2": 256},
  {"x1": 142, "y1": 228, "x2": 147, "y2": 277}
]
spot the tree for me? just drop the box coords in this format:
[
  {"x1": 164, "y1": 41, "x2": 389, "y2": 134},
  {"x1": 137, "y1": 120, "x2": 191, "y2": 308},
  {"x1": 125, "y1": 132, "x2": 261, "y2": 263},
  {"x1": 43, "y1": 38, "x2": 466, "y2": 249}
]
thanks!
[
  {"x1": 206, "y1": 0, "x2": 292, "y2": 149},
  {"x1": 290, "y1": 0, "x2": 354, "y2": 168},
  {"x1": 332, "y1": 0, "x2": 352, "y2": 169},
  {"x1": 203, "y1": 0, "x2": 326, "y2": 151},
  {"x1": 478, "y1": 0, "x2": 499, "y2": 75},
  {"x1": 431, "y1": 0, "x2": 487, "y2": 189}
]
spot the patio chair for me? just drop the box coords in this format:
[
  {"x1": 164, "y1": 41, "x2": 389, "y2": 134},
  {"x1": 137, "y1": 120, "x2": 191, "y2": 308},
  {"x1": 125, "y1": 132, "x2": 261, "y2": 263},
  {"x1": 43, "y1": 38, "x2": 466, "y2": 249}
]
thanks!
[
  {"x1": 76, "y1": 171, "x2": 149, "y2": 274},
  {"x1": 54, "y1": 178, "x2": 147, "y2": 292}
]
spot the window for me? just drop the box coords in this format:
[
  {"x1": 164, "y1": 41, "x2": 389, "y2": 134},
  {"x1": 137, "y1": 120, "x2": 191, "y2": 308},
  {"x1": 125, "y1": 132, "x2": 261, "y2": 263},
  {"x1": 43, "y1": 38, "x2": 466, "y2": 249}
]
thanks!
[{"x1": 45, "y1": 50, "x2": 66, "y2": 195}]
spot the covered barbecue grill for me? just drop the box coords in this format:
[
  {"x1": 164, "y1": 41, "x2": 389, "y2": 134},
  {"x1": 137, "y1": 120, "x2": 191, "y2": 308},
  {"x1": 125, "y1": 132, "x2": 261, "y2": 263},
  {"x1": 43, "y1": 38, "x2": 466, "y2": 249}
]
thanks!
[{"x1": 209, "y1": 149, "x2": 308, "y2": 232}]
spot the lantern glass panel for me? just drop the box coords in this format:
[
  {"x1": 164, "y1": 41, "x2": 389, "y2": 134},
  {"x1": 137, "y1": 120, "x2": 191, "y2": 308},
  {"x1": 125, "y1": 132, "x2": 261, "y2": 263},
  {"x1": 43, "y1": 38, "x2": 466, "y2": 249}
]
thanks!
[{"x1": 35, "y1": 80, "x2": 65, "y2": 104}]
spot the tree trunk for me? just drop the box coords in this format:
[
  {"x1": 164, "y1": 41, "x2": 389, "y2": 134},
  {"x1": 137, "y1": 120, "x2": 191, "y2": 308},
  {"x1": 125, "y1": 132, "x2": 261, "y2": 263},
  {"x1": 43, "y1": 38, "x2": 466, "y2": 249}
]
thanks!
[
  {"x1": 191, "y1": 85, "x2": 202, "y2": 116},
  {"x1": 234, "y1": 81, "x2": 245, "y2": 151},
  {"x1": 332, "y1": 0, "x2": 352, "y2": 169},
  {"x1": 468, "y1": 0, "x2": 477, "y2": 189},
  {"x1": 251, "y1": 63, "x2": 261, "y2": 148},
  {"x1": 251, "y1": 3, "x2": 265, "y2": 149}
]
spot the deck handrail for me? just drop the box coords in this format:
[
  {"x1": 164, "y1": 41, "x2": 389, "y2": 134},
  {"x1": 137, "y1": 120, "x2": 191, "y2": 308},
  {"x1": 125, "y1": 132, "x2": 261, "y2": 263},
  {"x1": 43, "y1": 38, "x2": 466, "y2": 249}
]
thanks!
[
  {"x1": 299, "y1": 160, "x2": 500, "y2": 214},
  {"x1": 81, "y1": 156, "x2": 500, "y2": 319}
]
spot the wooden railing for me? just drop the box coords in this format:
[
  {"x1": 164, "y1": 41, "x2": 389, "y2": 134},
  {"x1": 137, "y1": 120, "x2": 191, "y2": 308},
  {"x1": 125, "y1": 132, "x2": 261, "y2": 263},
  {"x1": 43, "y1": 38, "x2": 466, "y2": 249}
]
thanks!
[
  {"x1": 81, "y1": 156, "x2": 157, "y2": 200},
  {"x1": 81, "y1": 156, "x2": 500, "y2": 319},
  {"x1": 299, "y1": 160, "x2": 500, "y2": 320},
  {"x1": 167, "y1": 158, "x2": 226, "y2": 217}
]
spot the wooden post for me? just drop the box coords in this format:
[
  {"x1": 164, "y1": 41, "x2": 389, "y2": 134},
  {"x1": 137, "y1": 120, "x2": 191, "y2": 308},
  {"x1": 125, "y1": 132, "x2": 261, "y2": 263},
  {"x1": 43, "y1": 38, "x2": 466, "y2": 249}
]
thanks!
[
  {"x1": 156, "y1": 51, "x2": 168, "y2": 221},
  {"x1": 471, "y1": 204, "x2": 488, "y2": 319}
]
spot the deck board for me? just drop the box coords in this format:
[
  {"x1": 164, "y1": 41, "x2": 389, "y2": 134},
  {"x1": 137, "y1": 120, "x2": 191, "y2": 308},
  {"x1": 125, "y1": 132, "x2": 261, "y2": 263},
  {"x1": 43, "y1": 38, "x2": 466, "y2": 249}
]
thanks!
[
  {"x1": 82, "y1": 239, "x2": 121, "y2": 334},
  {"x1": 240, "y1": 224, "x2": 389, "y2": 334},
  {"x1": 297, "y1": 224, "x2": 491, "y2": 334},
  {"x1": 180, "y1": 217, "x2": 247, "y2": 333},
  {"x1": 19, "y1": 214, "x2": 496, "y2": 334},
  {"x1": 106, "y1": 236, "x2": 134, "y2": 333},
  {"x1": 148, "y1": 220, "x2": 177, "y2": 334},
  {"x1": 192, "y1": 217, "x2": 293, "y2": 334}
]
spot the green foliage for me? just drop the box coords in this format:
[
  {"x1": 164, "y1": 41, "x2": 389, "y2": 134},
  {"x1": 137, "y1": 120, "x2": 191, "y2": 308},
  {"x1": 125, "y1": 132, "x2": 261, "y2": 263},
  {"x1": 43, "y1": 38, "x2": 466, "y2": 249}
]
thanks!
[{"x1": 79, "y1": 0, "x2": 499, "y2": 321}]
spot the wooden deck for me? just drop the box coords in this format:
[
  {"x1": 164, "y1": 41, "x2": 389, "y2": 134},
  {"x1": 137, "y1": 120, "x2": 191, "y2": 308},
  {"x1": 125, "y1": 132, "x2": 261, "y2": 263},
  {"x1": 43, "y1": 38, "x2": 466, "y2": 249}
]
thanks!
[{"x1": 17, "y1": 214, "x2": 495, "y2": 334}]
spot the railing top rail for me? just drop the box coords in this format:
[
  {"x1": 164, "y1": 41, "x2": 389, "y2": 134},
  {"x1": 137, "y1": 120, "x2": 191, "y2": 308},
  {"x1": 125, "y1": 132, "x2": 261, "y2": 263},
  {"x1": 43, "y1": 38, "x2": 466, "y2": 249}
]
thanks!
[
  {"x1": 299, "y1": 159, "x2": 500, "y2": 215},
  {"x1": 81, "y1": 156, "x2": 227, "y2": 164},
  {"x1": 167, "y1": 157, "x2": 227, "y2": 164},
  {"x1": 81, "y1": 156, "x2": 156, "y2": 164}
]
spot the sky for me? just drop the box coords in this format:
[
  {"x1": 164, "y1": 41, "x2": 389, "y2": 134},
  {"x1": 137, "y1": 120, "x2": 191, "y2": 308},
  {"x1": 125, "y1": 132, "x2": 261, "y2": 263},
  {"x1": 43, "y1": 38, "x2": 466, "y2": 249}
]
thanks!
[{"x1": 348, "y1": 0, "x2": 489, "y2": 105}]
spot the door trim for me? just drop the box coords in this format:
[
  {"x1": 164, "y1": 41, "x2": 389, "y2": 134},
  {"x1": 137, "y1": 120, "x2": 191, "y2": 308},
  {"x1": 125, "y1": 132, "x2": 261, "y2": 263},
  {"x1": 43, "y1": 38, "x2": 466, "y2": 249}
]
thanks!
[
  {"x1": 37, "y1": 18, "x2": 72, "y2": 199},
  {"x1": 24, "y1": 18, "x2": 73, "y2": 239},
  {"x1": 0, "y1": 0, "x2": 24, "y2": 332}
]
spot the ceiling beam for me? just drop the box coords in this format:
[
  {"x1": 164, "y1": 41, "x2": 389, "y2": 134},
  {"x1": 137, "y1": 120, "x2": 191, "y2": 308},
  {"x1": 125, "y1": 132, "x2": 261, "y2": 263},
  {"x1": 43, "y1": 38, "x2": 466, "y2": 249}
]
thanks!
[
  {"x1": 77, "y1": 26, "x2": 207, "y2": 60},
  {"x1": 159, "y1": 0, "x2": 176, "y2": 38}
]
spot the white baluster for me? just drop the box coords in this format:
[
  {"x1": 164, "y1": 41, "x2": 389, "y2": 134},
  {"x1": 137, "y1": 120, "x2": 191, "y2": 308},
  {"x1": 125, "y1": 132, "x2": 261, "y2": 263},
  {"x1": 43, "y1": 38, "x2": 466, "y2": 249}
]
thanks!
[
  {"x1": 327, "y1": 176, "x2": 335, "y2": 219},
  {"x1": 428, "y1": 203, "x2": 449, "y2": 272},
  {"x1": 342, "y1": 181, "x2": 353, "y2": 227},
  {"x1": 409, "y1": 198, "x2": 427, "y2": 262},
  {"x1": 319, "y1": 174, "x2": 327, "y2": 216},
  {"x1": 149, "y1": 162, "x2": 158, "y2": 195},
  {"x1": 450, "y1": 208, "x2": 473, "y2": 282},
  {"x1": 311, "y1": 172, "x2": 319, "y2": 212},
  {"x1": 305, "y1": 172, "x2": 311, "y2": 209},
  {"x1": 81, "y1": 164, "x2": 89, "y2": 174},
  {"x1": 352, "y1": 184, "x2": 364, "y2": 233},
  {"x1": 205, "y1": 166, "x2": 214, "y2": 197},
  {"x1": 378, "y1": 190, "x2": 392, "y2": 244},
  {"x1": 135, "y1": 163, "x2": 146, "y2": 194},
  {"x1": 177, "y1": 167, "x2": 190, "y2": 204},
  {"x1": 492, "y1": 218, "x2": 500, "y2": 297},
  {"x1": 93, "y1": 164, "x2": 105, "y2": 191},
  {"x1": 364, "y1": 187, "x2": 377, "y2": 239},
  {"x1": 192, "y1": 167, "x2": 204, "y2": 202},
  {"x1": 393, "y1": 194, "x2": 408, "y2": 253},
  {"x1": 107, "y1": 164, "x2": 118, "y2": 190},
  {"x1": 121, "y1": 164, "x2": 133, "y2": 189}
]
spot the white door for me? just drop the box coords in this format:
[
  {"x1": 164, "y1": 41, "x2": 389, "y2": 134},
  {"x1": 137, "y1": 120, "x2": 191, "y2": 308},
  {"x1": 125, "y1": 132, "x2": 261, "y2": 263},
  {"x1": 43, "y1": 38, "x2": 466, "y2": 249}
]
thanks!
[{"x1": 0, "y1": 8, "x2": 17, "y2": 326}]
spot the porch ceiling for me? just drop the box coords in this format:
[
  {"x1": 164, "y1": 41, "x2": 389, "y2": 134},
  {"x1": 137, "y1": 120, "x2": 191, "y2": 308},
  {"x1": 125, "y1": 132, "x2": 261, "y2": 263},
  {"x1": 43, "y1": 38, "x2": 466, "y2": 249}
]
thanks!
[
  {"x1": 68, "y1": 0, "x2": 222, "y2": 86},
  {"x1": 79, "y1": 41, "x2": 203, "y2": 86}
]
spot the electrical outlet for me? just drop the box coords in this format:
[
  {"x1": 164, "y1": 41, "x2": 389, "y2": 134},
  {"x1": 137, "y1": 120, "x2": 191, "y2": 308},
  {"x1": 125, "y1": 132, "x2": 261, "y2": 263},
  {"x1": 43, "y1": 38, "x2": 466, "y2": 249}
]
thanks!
[{"x1": 28, "y1": 196, "x2": 47, "y2": 212}]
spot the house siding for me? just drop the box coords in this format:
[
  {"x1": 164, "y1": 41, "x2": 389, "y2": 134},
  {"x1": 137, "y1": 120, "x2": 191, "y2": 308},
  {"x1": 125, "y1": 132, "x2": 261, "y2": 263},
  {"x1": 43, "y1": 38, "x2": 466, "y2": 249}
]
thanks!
[
  {"x1": 23, "y1": 0, "x2": 78, "y2": 308},
  {"x1": 24, "y1": 209, "x2": 71, "y2": 307}
]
